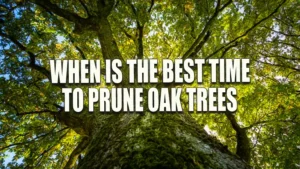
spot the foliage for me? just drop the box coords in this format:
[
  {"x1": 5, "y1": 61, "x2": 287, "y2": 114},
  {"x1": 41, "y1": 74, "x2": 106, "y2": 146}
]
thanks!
[{"x1": 0, "y1": 0, "x2": 299, "y2": 168}]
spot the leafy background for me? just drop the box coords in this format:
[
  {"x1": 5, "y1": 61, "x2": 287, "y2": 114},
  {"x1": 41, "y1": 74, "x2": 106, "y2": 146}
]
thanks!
[{"x1": 0, "y1": 0, "x2": 299, "y2": 168}]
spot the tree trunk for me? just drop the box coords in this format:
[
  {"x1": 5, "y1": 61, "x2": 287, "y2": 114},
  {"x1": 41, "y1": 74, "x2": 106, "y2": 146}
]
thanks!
[{"x1": 78, "y1": 113, "x2": 250, "y2": 169}]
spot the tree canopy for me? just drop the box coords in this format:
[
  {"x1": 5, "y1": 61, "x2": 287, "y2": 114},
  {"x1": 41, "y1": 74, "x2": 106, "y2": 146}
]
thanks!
[{"x1": 0, "y1": 0, "x2": 299, "y2": 168}]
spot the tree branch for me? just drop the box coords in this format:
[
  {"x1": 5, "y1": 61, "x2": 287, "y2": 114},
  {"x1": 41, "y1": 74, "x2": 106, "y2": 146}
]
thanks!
[
  {"x1": 34, "y1": 130, "x2": 69, "y2": 168},
  {"x1": 278, "y1": 41, "x2": 300, "y2": 51},
  {"x1": 136, "y1": 23, "x2": 144, "y2": 59},
  {"x1": 127, "y1": 0, "x2": 144, "y2": 59},
  {"x1": 259, "y1": 51, "x2": 300, "y2": 61},
  {"x1": 184, "y1": 12, "x2": 196, "y2": 39},
  {"x1": 97, "y1": 18, "x2": 124, "y2": 62},
  {"x1": 182, "y1": 0, "x2": 232, "y2": 59},
  {"x1": 0, "y1": 127, "x2": 68, "y2": 151},
  {"x1": 64, "y1": 137, "x2": 90, "y2": 169},
  {"x1": 186, "y1": 31, "x2": 211, "y2": 59},
  {"x1": 29, "y1": 0, "x2": 86, "y2": 23},
  {"x1": 205, "y1": 0, "x2": 287, "y2": 59},
  {"x1": 220, "y1": 42, "x2": 238, "y2": 58},
  {"x1": 67, "y1": 33, "x2": 87, "y2": 59},
  {"x1": 262, "y1": 26, "x2": 300, "y2": 37},
  {"x1": 17, "y1": 110, "x2": 58, "y2": 116},
  {"x1": 96, "y1": 0, "x2": 115, "y2": 18},
  {"x1": 78, "y1": 0, "x2": 91, "y2": 17},
  {"x1": 148, "y1": 0, "x2": 155, "y2": 13},
  {"x1": 120, "y1": 27, "x2": 135, "y2": 40},
  {"x1": 225, "y1": 113, "x2": 250, "y2": 163},
  {"x1": 0, "y1": 31, "x2": 66, "y2": 88},
  {"x1": 244, "y1": 119, "x2": 298, "y2": 130},
  {"x1": 256, "y1": 60, "x2": 300, "y2": 72}
]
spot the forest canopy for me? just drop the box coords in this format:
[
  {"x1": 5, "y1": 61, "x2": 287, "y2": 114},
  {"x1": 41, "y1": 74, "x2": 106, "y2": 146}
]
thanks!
[{"x1": 0, "y1": 0, "x2": 299, "y2": 168}]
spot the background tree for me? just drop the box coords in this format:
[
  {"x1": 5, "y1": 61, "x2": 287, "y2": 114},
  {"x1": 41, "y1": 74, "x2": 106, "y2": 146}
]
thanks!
[{"x1": 0, "y1": 0, "x2": 299, "y2": 168}]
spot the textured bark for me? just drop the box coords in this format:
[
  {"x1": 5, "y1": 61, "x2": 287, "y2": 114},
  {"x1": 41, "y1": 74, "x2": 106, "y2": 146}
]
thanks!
[
  {"x1": 225, "y1": 113, "x2": 251, "y2": 163},
  {"x1": 26, "y1": 1, "x2": 252, "y2": 168},
  {"x1": 78, "y1": 113, "x2": 250, "y2": 169}
]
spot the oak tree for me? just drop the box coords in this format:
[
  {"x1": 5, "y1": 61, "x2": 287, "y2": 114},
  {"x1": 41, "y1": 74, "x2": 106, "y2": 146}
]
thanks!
[{"x1": 0, "y1": 0, "x2": 299, "y2": 168}]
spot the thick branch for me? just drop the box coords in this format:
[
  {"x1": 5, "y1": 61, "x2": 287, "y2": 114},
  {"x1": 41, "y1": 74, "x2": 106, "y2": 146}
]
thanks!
[
  {"x1": 29, "y1": 0, "x2": 87, "y2": 22},
  {"x1": 29, "y1": 0, "x2": 99, "y2": 34},
  {"x1": 96, "y1": 0, "x2": 115, "y2": 18},
  {"x1": 225, "y1": 113, "x2": 250, "y2": 163},
  {"x1": 64, "y1": 137, "x2": 90, "y2": 169},
  {"x1": 187, "y1": 31, "x2": 211, "y2": 59},
  {"x1": 97, "y1": 18, "x2": 124, "y2": 63},
  {"x1": 78, "y1": 0, "x2": 91, "y2": 17},
  {"x1": 148, "y1": 0, "x2": 155, "y2": 13},
  {"x1": 127, "y1": 0, "x2": 144, "y2": 59},
  {"x1": 136, "y1": 23, "x2": 144, "y2": 59}
]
